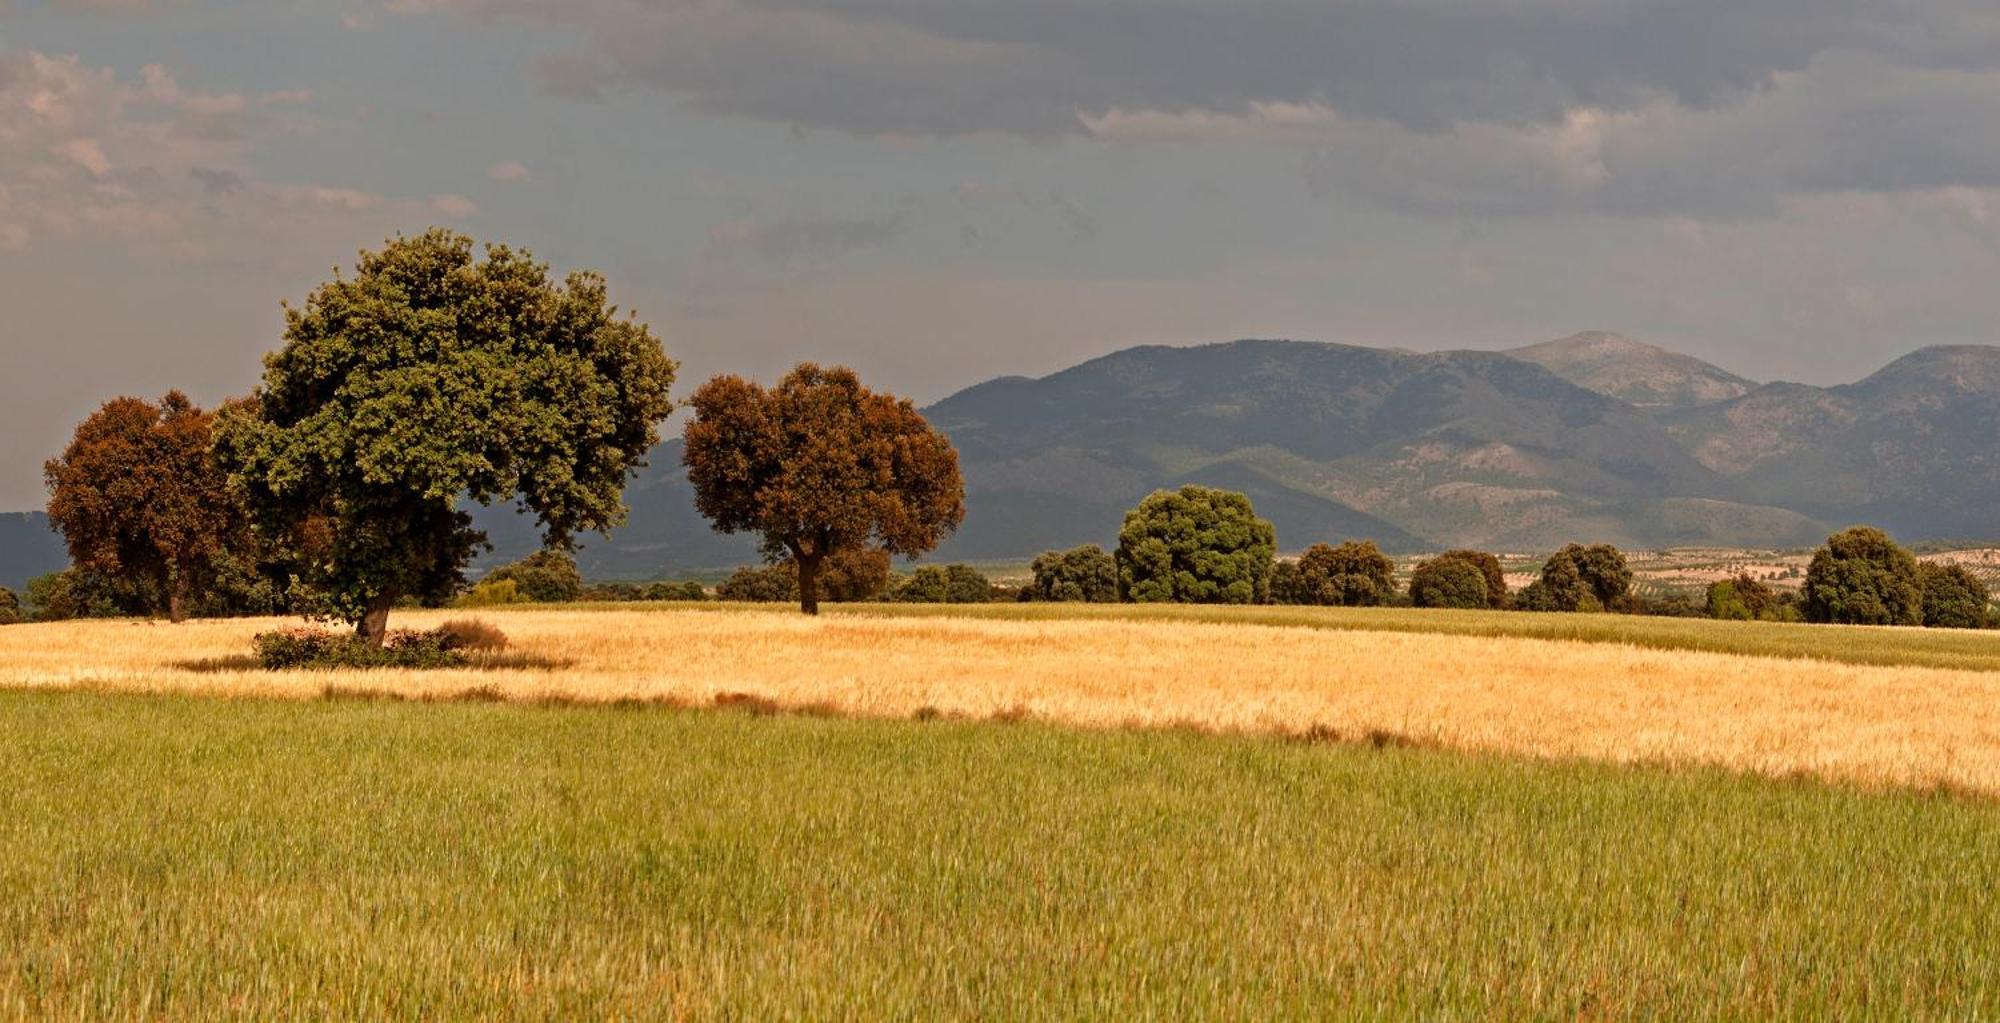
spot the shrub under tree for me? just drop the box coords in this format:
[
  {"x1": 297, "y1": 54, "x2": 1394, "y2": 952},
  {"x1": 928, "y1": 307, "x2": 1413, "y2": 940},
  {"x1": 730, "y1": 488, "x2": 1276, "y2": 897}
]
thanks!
[
  {"x1": 682, "y1": 364, "x2": 964, "y2": 615},
  {"x1": 44, "y1": 392, "x2": 241, "y2": 623},
  {"x1": 713, "y1": 548, "x2": 892, "y2": 604},
  {"x1": 717, "y1": 564, "x2": 799, "y2": 603},
  {"x1": 216, "y1": 230, "x2": 678, "y2": 644},
  {"x1": 1409, "y1": 556, "x2": 1490, "y2": 610},
  {"x1": 1801, "y1": 527, "x2": 1923, "y2": 626},
  {"x1": 1116, "y1": 486, "x2": 1276, "y2": 605},
  {"x1": 1918, "y1": 561, "x2": 1992, "y2": 629},
  {"x1": 1026, "y1": 545, "x2": 1118, "y2": 603}
]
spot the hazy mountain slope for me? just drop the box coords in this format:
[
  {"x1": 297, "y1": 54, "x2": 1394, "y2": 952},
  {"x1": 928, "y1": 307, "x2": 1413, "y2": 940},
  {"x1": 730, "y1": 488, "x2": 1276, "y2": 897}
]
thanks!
[
  {"x1": 1665, "y1": 345, "x2": 2000, "y2": 538},
  {"x1": 0, "y1": 513, "x2": 66, "y2": 592},
  {"x1": 1508, "y1": 331, "x2": 1757, "y2": 409},
  {"x1": 924, "y1": 340, "x2": 1771, "y2": 552}
]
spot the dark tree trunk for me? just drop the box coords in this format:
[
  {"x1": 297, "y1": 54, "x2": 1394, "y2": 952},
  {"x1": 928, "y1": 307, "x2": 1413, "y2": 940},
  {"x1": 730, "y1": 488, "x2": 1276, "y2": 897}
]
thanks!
[
  {"x1": 356, "y1": 591, "x2": 397, "y2": 647},
  {"x1": 167, "y1": 577, "x2": 188, "y2": 624},
  {"x1": 797, "y1": 553, "x2": 822, "y2": 616}
]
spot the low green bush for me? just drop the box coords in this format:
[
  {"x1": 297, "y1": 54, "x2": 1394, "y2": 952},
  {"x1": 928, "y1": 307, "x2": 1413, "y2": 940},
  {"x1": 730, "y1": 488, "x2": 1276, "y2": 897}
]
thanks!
[{"x1": 253, "y1": 628, "x2": 475, "y2": 670}]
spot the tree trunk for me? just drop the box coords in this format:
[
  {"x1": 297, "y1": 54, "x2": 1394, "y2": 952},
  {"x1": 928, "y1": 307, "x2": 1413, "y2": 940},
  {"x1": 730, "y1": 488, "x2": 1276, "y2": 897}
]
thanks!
[
  {"x1": 167, "y1": 576, "x2": 188, "y2": 624},
  {"x1": 356, "y1": 592, "x2": 397, "y2": 647},
  {"x1": 797, "y1": 553, "x2": 822, "y2": 616}
]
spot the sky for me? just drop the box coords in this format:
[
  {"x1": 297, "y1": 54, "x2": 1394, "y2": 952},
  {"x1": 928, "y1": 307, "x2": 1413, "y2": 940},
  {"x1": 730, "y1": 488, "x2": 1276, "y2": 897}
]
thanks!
[{"x1": 7, "y1": 1, "x2": 2000, "y2": 509}]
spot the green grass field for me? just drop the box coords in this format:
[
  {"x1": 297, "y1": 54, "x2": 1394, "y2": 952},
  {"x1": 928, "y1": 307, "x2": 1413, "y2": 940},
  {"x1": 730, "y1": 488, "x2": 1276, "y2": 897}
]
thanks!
[
  {"x1": 5, "y1": 689, "x2": 1998, "y2": 1019},
  {"x1": 576, "y1": 598, "x2": 2000, "y2": 674}
]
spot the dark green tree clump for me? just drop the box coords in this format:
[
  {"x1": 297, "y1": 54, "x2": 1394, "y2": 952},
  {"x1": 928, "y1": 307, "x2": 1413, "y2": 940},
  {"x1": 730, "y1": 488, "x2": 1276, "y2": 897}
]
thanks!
[
  {"x1": 1518, "y1": 544, "x2": 1632, "y2": 613},
  {"x1": 1408, "y1": 556, "x2": 1490, "y2": 610},
  {"x1": 1706, "y1": 573, "x2": 1788, "y2": 622},
  {"x1": 1802, "y1": 527, "x2": 1923, "y2": 626},
  {"x1": 216, "y1": 230, "x2": 678, "y2": 644},
  {"x1": 0, "y1": 587, "x2": 22, "y2": 625},
  {"x1": 717, "y1": 564, "x2": 799, "y2": 603},
  {"x1": 1279, "y1": 541, "x2": 1395, "y2": 607},
  {"x1": 22, "y1": 568, "x2": 150, "y2": 621},
  {"x1": 1431, "y1": 550, "x2": 1508, "y2": 609},
  {"x1": 1115, "y1": 486, "x2": 1276, "y2": 605},
  {"x1": 482, "y1": 550, "x2": 584, "y2": 604},
  {"x1": 893, "y1": 564, "x2": 992, "y2": 604},
  {"x1": 682, "y1": 364, "x2": 964, "y2": 615},
  {"x1": 1918, "y1": 561, "x2": 1992, "y2": 629},
  {"x1": 1025, "y1": 545, "x2": 1118, "y2": 603}
]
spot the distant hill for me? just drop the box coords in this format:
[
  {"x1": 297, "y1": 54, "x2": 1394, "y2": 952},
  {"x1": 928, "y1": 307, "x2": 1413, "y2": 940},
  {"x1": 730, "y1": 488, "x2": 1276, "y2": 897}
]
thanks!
[
  {"x1": 0, "y1": 513, "x2": 65, "y2": 593},
  {"x1": 1507, "y1": 331, "x2": 1757, "y2": 409},
  {"x1": 14, "y1": 335, "x2": 1997, "y2": 580},
  {"x1": 1664, "y1": 345, "x2": 2000, "y2": 539}
]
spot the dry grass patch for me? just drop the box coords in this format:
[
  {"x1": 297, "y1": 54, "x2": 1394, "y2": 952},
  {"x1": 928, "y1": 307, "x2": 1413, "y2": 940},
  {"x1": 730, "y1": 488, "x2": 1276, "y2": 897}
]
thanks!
[{"x1": 7, "y1": 608, "x2": 2000, "y2": 794}]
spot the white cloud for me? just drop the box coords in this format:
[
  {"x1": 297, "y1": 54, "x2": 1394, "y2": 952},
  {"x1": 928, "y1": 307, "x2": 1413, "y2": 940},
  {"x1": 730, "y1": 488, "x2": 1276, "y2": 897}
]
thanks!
[{"x1": 486, "y1": 159, "x2": 530, "y2": 183}]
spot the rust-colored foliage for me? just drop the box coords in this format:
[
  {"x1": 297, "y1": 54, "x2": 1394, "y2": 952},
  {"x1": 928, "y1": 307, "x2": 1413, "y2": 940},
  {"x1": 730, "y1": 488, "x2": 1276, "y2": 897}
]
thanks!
[
  {"x1": 682, "y1": 364, "x2": 965, "y2": 614},
  {"x1": 44, "y1": 392, "x2": 239, "y2": 622}
]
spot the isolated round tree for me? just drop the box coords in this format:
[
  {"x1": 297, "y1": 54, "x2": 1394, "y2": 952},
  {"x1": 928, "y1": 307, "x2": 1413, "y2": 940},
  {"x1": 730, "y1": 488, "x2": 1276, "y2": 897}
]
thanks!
[
  {"x1": 215, "y1": 230, "x2": 677, "y2": 643},
  {"x1": 1801, "y1": 527, "x2": 1922, "y2": 626},
  {"x1": 1116, "y1": 486, "x2": 1276, "y2": 604},
  {"x1": 1918, "y1": 561, "x2": 1991, "y2": 629},
  {"x1": 1293, "y1": 540, "x2": 1396, "y2": 607},
  {"x1": 682, "y1": 364, "x2": 966, "y2": 615},
  {"x1": 44, "y1": 392, "x2": 239, "y2": 623},
  {"x1": 1409, "y1": 556, "x2": 1490, "y2": 610}
]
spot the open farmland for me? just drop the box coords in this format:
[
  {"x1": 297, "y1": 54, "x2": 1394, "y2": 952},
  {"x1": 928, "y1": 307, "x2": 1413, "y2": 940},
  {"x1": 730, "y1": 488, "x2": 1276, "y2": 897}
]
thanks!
[
  {"x1": 4, "y1": 689, "x2": 2000, "y2": 1020},
  {"x1": 9, "y1": 604, "x2": 2000, "y2": 794}
]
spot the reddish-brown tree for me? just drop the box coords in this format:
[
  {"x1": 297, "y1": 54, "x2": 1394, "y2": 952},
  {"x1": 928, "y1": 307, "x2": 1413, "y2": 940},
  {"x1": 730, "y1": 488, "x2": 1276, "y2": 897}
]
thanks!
[
  {"x1": 44, "y1": 392, "x2": 239, "y2": 623},
  {"x1": 683, "y1": 364, "x2": 965, "y2": 614}
]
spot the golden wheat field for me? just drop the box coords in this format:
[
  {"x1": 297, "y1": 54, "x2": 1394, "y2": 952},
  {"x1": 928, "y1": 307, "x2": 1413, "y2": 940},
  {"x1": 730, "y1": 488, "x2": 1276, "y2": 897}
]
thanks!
[{"x1": 8, "y1": 606, "x2": 2000, "y2": 795}]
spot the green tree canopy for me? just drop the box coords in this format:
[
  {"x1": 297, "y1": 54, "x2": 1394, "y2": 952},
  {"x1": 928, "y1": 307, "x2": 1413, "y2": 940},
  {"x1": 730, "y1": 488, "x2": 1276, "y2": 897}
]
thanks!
[
  {"x1": 1027, "y1": 545, "x2": 1119, "y2": 603},
  {"x1": 1918, "y1": 561, "x2": 1992, "y2": 629},
  {"x1": 1802, "y1": 527, "x2": 1922, "y2": 626},
  {"x1": 1521, "y1": 543, "x2": 1631, "y2": 612},
  {"x1": 1409, "y1": 556, "x2": 1490, "y2": 610},
  {"x1": 1116, "y1": 486, "x2": 1276, "y2": 605},
  {"x1": 215, "y1": 230, "x2": 677, "y2": 642},
  {"x1": 1431, "y1": 549, "x2": 1508, "y2": 609},
  {"x1": 1285, "y1": 541, "x2": 1396, "y2": 607},
  {"x1": 682, "y1": 364, "x2": 964, "y2": 615}
]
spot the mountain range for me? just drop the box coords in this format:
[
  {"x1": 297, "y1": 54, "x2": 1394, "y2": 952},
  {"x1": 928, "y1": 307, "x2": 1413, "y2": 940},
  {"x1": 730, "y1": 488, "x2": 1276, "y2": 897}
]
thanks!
[{"x1": 3, "y1": 332, "x2": 1996, "y2": 588}]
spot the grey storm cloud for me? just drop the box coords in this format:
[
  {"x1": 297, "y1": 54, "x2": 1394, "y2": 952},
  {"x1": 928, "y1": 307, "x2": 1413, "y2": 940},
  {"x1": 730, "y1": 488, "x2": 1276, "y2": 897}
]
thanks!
[
  {"x1": 391, "y1": 0, "x2": 2000, "y2": 216},
  {"x1": 392, "y1": 0, "x2": 2000, "y2": 132}
]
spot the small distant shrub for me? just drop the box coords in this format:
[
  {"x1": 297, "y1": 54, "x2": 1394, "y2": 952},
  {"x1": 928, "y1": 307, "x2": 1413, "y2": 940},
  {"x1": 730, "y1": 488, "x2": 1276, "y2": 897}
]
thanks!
[
  {"x1": 433, "y1": 619, "x2": 509, "y2": 651},
  {"x1": 458, "y1": 578, "x2": 527, "y2": 607},
  {"x1": 1637, "y1": 592, "x2": 1709, "y2": 618},
  {"x1": 253, "y1": 628, "x2": 471, "y2": 670},
  {"x1": 1520, "y1": 544, "x2": 1631, "y2": 613},
  {"x1": 1408, "y1": 556, "x2": 1490, "y2": 610},
  {"x1": 580, "y1": 582, "x2": 644, "y2": 602},
  {"x1": 717, "y1": 564, "x2": 800, "y2": 602},
  {"x1": 644, "y1": 581, "x2": 709, "y2": 602},
  {"x1": 1025, "y1": 545, "x2": 1118, "y2": 603},
  {"x1": 1919, "y1": 562, "x2": 1992, "y2": 629},
  {"x1": 482, "y1": 549, "x2": 584, "y2": 604},
  {"x1": 1278, "y1": 541, "x2": 1395, "y2": 607},
  {"x1": 893, "y1": 564, "x2": 992, "y2": 603},
  {"x1": 1706, "y1": 573, "x2": 1791, "y2": 622}
]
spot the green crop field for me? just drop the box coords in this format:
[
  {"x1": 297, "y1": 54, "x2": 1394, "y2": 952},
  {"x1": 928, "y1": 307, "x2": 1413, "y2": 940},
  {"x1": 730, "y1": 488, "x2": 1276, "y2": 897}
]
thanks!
[{"x1": 4, "y1": 689, "x2": 1998, "y2": 1020}]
